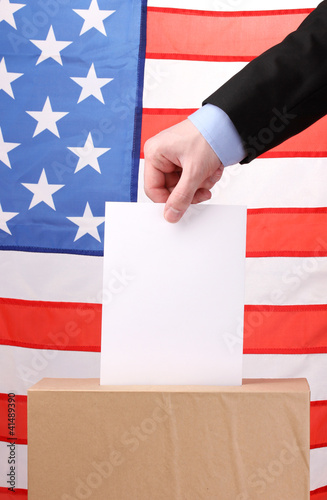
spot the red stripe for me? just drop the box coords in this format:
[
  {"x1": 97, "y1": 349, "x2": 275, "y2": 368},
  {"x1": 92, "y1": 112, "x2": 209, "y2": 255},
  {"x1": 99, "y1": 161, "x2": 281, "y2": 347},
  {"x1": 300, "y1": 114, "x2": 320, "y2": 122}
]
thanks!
[
  {"x1": 146, "y1": 53, "x2": 255, "y2": 62},
  {"x1": 0, "y1": 302, "x2": 327, "y2": 354},
  {"x1": 0, "y1": 394, "x2": 27, "y2": 445},
  {"x1": 141, "y1": 111, "x2": 186, "y2": 156},
  {"x1": 3, "y1": 488, "x2": 323, "y2": 500},
  {"x1": 1, "y1": 394, "x2": 325, "y2": 450},
  {"x1": 248, "y1": 208, "x2": 327, "y2": 214},
  {"x1": 0, "y1": 436, "x2": 26, "y2": 445},
  {"x1": 1, "y1": 301, "x2": 327, "y2": 353},
  {"x1": 243, "y1": 305, "x2": 327, "y2": 355},
  {"x1": 143, "y1": 108, "x2": 196, "y2": 115},
  {"x1": 0, "y1": 489, "x2": 27, "y2": 499},
  {"x1": 263, "y1": 151, "x2": 327, "y2": 159},
  {"x1": 311, "y1": 401, "x2": 327, "y2": 450},
  {"x1": 0, "y1": 487, "x2": 320, "y2": 500},
  {"x1": 0, "y1": 298, "x2": 101, "y2": 352},
  {"x1": 0, "y1": 284, "x2": 327, "y2": 354},
  {"x1": 311, "y1": 486, "x2": 327, "y2": 499},
  {"x1": 147, "y1": 7, "x2": 313, "y2": 17},
  {"x1": 247, "y1": 252, "x2": 327, "y2": 257},
  {"x1": 146, "y1": 8, "x2": 310, "y2": 61},
  {"x1": 246, "y1": 209, "x2": 327, "y2": 258},
  {"x1": 140, "y1": 110, "x2": 327, "y2": 159}
]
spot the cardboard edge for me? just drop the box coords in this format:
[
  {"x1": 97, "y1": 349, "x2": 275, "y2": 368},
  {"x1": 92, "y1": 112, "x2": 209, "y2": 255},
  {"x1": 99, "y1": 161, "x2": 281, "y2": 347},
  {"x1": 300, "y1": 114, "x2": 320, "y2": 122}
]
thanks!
[{"x1": 27, "y1": 377, "x2": 310, "y2": 393}]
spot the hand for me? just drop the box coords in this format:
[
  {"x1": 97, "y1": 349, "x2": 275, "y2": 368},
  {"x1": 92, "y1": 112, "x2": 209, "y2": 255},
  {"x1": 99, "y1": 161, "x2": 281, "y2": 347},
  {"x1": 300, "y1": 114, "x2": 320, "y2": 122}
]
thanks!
[{"x1": 144, "y1": 119, "x2": 224, "y2": 223}]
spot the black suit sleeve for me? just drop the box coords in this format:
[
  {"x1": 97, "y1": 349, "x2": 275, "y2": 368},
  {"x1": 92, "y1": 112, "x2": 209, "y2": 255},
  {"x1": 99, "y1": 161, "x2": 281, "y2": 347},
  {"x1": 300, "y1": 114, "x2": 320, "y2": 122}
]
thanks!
[{"x1": 203, "y1": 1, "x2": 327, "y2": 163}]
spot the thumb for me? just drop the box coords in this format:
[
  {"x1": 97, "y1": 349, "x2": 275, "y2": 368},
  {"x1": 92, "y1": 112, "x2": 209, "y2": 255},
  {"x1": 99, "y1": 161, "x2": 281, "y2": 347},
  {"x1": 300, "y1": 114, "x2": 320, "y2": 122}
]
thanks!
[{"x1": 164, "y1": 172, "x2": 198, "y2": 223}]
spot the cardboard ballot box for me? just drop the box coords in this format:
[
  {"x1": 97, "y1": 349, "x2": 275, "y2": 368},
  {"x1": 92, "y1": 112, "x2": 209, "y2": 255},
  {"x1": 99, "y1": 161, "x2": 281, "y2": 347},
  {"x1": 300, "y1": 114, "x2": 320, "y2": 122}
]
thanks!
[{"x1": 28, "y1": 378, "x2": 310, "y2": 500}]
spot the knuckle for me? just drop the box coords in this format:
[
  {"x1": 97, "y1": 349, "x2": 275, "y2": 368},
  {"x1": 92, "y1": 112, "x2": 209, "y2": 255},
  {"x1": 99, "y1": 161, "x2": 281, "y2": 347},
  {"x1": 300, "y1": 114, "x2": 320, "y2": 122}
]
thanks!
[
  {"x1": 144, "y1": 135, "x2": 161, "y2": 159},
  {"x1": 143, "y1": 138, "x2": 155, "y2": 158}
]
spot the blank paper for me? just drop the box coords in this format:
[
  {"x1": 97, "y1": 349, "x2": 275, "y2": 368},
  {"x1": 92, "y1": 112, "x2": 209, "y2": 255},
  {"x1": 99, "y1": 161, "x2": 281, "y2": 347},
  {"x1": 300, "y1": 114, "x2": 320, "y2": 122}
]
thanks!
[{"x1": 100, "y1": 202, "x2": 246, "y2": 385}]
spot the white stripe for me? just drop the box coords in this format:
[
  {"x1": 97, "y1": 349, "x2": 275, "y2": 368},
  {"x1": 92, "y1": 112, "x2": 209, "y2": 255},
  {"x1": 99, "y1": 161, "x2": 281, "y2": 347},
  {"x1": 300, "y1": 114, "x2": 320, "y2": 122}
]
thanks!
[
  {"x1": 0, "y1": 251, "x2": 103, "y2": 303},
  {"x1": 211, "y1": 158, "x2": 327, "y2": 209},
  {"x1": 245, "y1": 257, "x2": 327, "y2": 306},
  {"x1": 311, "y1": 447, "x2": 327, "y2": 491},
  {"x1": 0, "y1": 345, "x2": 100, "y2": 396},
  {"x1": 243, "y1": 353, "x2": 327, "y2": 402},
  {"x1": 138, "y1": 158, "x2": 327, "y2": 209},
  {"x1": 143, "y1": 60, "x2": 246, "y2": 109},
  {"x1": 148, "y1": 0, "x2": 319, "y2": 10},
  {"x1": 0, "y1": 442, "x2": 27, "y2": 489},
  {"x1": 137, "y1": 160, "x2": 151, "y2": 203}
]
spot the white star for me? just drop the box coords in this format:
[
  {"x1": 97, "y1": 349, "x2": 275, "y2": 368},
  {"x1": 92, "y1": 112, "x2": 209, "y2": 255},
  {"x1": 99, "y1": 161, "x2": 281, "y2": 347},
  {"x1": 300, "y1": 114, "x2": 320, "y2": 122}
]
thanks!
[
  {"x1": 67, "y1": 202, "x2": 105, "y2": 242},
  {"x1": 0, "y1": 203, "x2": 18, "y2": 234},
  {"x1": 21, "y1": 169, "x2": 64, "y2": 210},
  {"x1": 73, "y1": 0, "x2": 115, "y2": 36},
  {"x1": 26, "y1": 97, "x2": 68, "y2": 137},
  {"x1": 68, "y1": 133, "x2": 110, "y2": 173},
  {"x1": 0, "y1": 128, "x2": 20, "y2": 168},
  {"x1": 30, "y1": 26, "x2": 72, "y2": 66},
  {"x1": 71, "y1": 63, "x2": 113, "y2": 104},
  {"x1": 0, "y1": 58, "x2": 23, "y2": 98},
  {"x1": 0, "y1": 0, "x2": 25, "y2": 29}
]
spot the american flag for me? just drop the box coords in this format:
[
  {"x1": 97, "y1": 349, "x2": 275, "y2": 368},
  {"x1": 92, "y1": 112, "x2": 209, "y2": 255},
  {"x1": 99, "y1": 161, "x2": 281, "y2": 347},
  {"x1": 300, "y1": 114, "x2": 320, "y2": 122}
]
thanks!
[{"x1": 0, "y1": 0, "x2": 327, "y2": 498}]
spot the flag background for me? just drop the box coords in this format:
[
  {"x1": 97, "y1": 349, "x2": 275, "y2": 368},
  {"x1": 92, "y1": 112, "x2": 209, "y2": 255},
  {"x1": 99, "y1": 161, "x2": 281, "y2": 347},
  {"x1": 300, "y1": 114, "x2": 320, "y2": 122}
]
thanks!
[{"x1": 1, "y1": 0, "x2": 327, "y2": 498}]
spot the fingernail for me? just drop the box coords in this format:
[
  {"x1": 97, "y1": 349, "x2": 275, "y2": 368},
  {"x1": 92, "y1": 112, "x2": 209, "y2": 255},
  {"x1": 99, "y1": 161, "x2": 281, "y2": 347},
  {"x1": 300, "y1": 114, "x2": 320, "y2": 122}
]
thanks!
[{"x1": 165, "y1": 207, "x2": 182, "y2": 223}]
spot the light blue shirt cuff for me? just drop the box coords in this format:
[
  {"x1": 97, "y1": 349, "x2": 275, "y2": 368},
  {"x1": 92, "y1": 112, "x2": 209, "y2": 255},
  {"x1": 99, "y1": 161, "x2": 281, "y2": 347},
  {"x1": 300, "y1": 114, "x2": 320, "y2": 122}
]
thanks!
[{"x1": 188, "y1": 104, "x2": 246, "y2": 167}]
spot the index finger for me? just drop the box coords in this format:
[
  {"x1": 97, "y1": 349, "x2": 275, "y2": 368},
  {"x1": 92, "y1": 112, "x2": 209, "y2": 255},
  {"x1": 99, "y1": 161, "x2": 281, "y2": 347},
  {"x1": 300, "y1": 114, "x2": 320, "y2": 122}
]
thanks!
[{"x1": 144, "y1": 156, "x2": 171, "y2": 203}]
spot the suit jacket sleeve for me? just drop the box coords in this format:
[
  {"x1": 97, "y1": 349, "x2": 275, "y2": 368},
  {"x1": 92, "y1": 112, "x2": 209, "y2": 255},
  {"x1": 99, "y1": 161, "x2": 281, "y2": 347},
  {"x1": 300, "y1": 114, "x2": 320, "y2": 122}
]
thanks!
[{"x1": 203, "y1": 0, "x2": 327, "y2": 163}]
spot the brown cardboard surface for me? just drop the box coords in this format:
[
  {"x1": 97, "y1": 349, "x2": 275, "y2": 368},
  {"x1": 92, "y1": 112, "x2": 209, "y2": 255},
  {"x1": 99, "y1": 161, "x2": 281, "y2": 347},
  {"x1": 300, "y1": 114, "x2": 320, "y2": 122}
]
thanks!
[{"x1": 28, "y1": 378, "x2": 310, "y2": 500}]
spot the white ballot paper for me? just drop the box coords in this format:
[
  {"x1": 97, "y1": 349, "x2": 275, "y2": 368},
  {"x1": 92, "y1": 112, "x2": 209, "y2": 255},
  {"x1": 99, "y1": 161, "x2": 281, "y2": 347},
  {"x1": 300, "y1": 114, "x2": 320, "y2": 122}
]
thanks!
[{"x1": 100, "y1": 202, "x2": 247, "y2": 385}]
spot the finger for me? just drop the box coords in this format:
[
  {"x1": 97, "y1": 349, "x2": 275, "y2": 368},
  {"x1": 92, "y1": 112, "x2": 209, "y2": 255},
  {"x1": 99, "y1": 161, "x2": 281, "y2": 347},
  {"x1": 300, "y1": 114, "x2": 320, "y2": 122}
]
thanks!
[
  {"x1": 164, "y1": 170, "x2": 199, "y2": 223},
  {"x1": 144, "y1": 152, "x2": 175, "y2": 202},
  {"x1": 191, "y1": 188, "x2": 212, "y2": 204},
  {"x1": 198, "y1": 165, "x2": 224, "y2": 191},
  {"x1": 144, "y1": 165, "x2": 170, "y2": 202}
]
